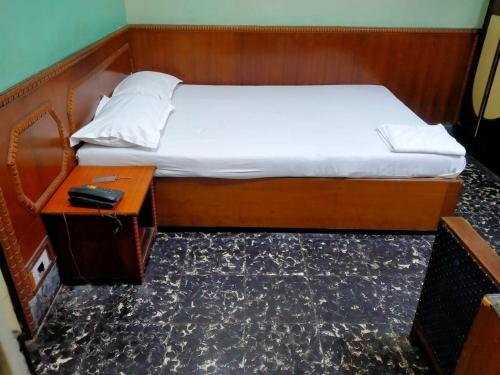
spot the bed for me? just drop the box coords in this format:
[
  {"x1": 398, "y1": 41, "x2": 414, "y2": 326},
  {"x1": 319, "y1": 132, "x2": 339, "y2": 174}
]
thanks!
[{"x1": 74, "y1": 83, "x2": 464, "y2": 230}]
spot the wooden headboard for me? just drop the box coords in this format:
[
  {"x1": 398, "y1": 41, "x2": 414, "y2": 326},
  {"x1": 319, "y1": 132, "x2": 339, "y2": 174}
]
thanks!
[
  {"x1": 68, "y1": 25, "x2": 479, "y2": 131},
  {"x1": 129, "y1": 25, "x2": 478, "y2": 123},
  {"x1": 0, "y1": 24, "x2": 478, "y2": 335},
  {"x1": 68, "y1": 44, "x2": 132, "y2": 134}
]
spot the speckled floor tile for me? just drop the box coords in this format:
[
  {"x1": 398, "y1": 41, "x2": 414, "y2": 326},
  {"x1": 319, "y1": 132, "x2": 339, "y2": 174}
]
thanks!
[
  {"x1": 244, "y1": 323, "x2": 324, "y2": 374},
  {"x1": 301, "y1": 235, "x2": 369, "y2": 276},
  {"x1": 245, "y1": 275, "x2": 316, "y2": 323},
  {"x1": 162, "y1": 323, "x2": 245, "y2": 374},
  {"x1": 173, "y1": 275, "x2": 245, "y2": 323},
  {"x1": 79, "y1": 322, "x2": 170, "y2": 375},
  {"x1": 44, "y1": 285, "x2": 112, "y2": 324},
  {"x1": 245, "y1": 233, "x2": 306, "y2": 275},
  {"x1": 101, "y1": 275, "x2": 181, "y2": 324},
  {"x1": 310, "y1": 274, "x2": 423, "y2": 325},
  {"x1": 361, "y1": 234, "x2": 434, "y2": 277},
  {"x1": 377, "y1": 275, "x2": 425, "y2": 326},
  {"x1": 184, "y1": 235, "x2": 246, "y2": 275},
  {"x1": 27, "y1": 320, "x2": 97, "y2": 375},
  {"x1": 319, "y1": 323, "x2": 409, "y2": 374},
  {"x1": 456, "y1": 162, "x2": 500, "y2": 251},
  {"x1": 145, "y1": 234, "x2": 187, "y2": 279},
  {"x1": 55, "y1": 284, "x2": 113, "y2": 310}
]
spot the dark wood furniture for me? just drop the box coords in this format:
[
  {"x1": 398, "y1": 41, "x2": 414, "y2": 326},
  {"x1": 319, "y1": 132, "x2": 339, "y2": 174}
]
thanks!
[
  {"x1": 455, "y1": 294, "x2": 500, "y2": 375},
  {"x1": 0, "y1": 24, "x2": 478, "y2": 334},
  {"x1": 411, "y1": 217, "x2": 500, "y2": 375},
  {"x1": 41, "y1": 166, "x2": 157, "y2": 284}
]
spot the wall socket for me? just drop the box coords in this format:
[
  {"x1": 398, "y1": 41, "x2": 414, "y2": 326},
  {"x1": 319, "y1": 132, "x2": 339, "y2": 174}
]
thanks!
[{"x1": 31, "y1": 249, "x2": 50, "y2": 286}]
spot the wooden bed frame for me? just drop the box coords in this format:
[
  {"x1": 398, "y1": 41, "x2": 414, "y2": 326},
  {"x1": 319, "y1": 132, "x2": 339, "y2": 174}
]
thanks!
[
  {"x1": 66, "y1": 26, "x2": 467, "y2": 232},
  {"x1": 0, "y1": 25, "x2": 476, "y2": 335},
  {"x1": 154, "y1": 177, "x2": 461, "y2": 231}
]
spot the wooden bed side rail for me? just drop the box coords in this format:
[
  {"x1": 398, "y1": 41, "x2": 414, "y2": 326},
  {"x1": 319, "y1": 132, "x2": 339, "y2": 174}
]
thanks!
[
  {"x1": 155, "y1": 177, "x2": 463, "y2": 231},
  {"x1": 440, "y1": 180, "x2": 463, "y2": 218},
  {"x1": 442, "y1": 216, "x2": 500, "y2": 284}
]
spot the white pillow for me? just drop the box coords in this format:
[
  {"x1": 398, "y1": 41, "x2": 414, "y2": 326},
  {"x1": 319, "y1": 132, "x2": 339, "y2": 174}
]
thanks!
[
  {"x1": 113, "y1": 71, "x2": 182, "y2": 100},
  {"x1": 70, "y1": 94, "x2": 174, "y2": 149},
  {"x1": 95, "y1": 95, "x2": 110, "y2": 116}
]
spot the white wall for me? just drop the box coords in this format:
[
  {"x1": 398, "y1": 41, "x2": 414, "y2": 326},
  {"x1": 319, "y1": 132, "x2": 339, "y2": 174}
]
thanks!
[{"x1": 0, "y1": 269, "x2": 30, "y2": 375}]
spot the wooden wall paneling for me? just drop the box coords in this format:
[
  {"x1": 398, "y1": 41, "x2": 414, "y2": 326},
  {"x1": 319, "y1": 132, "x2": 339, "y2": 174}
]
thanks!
[
  {"x1": 7, "y1": 103, "x2": 72, "y2": 215},
  {"x1": 68, "y1": 43, "x2": 133, "y2": 133},
  {"x1": 129, "y1": 25, "x2": 478, "y2": 123},
  {"x1": 0, "y1": 27, "x2": 131, "y2": 335},
  {"x1": 0, "y1": 188, "x2": 36, "y2": 335},
  {"x1": 0, "y1": 27, "x2": 129, "y2": 263}
]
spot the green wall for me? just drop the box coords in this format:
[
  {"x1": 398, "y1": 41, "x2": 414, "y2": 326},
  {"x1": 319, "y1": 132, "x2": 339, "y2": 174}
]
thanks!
[
  {"x1": 0, "y1": 0, "x2": 126, "y2": 93},
  {"x1": 125, "y1": 0, "x2": 489, "y2": 28},
  {"x1": 0, "y1": 0, "x2": 490, "y2": 93}
]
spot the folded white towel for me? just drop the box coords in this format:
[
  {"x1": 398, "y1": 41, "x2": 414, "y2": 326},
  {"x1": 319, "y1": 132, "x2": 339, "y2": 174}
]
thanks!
[{"x1": 377, "y1": 124, "x2": 466, "y2": 156}]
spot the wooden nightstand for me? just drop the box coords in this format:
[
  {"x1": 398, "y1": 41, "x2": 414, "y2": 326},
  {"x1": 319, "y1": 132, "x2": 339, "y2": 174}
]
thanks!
[{"x1": 42, "y1": 166, "x2": 157, "y2": 284}]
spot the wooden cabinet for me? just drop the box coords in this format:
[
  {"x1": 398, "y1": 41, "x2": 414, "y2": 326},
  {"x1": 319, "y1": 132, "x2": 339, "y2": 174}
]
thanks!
[{"x1": 41, "y1": 166, "x2": 157, "y2": 284}]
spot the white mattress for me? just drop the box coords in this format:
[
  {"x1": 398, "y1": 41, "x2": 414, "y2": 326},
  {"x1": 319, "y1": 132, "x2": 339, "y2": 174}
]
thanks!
[{"x1": 77, "y1": 85, "x2": 466, "y2": 178}]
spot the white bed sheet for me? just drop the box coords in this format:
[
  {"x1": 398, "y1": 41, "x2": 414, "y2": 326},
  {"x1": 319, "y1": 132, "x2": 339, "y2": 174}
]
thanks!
[{"x1": 76, "y1": 84, "x2": 466, "y2": 178}]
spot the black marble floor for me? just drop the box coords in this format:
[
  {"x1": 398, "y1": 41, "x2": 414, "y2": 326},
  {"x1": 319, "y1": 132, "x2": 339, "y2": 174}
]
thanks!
[{"x1": 27, "y1": 160, "x2": 499, "y2": 374}]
